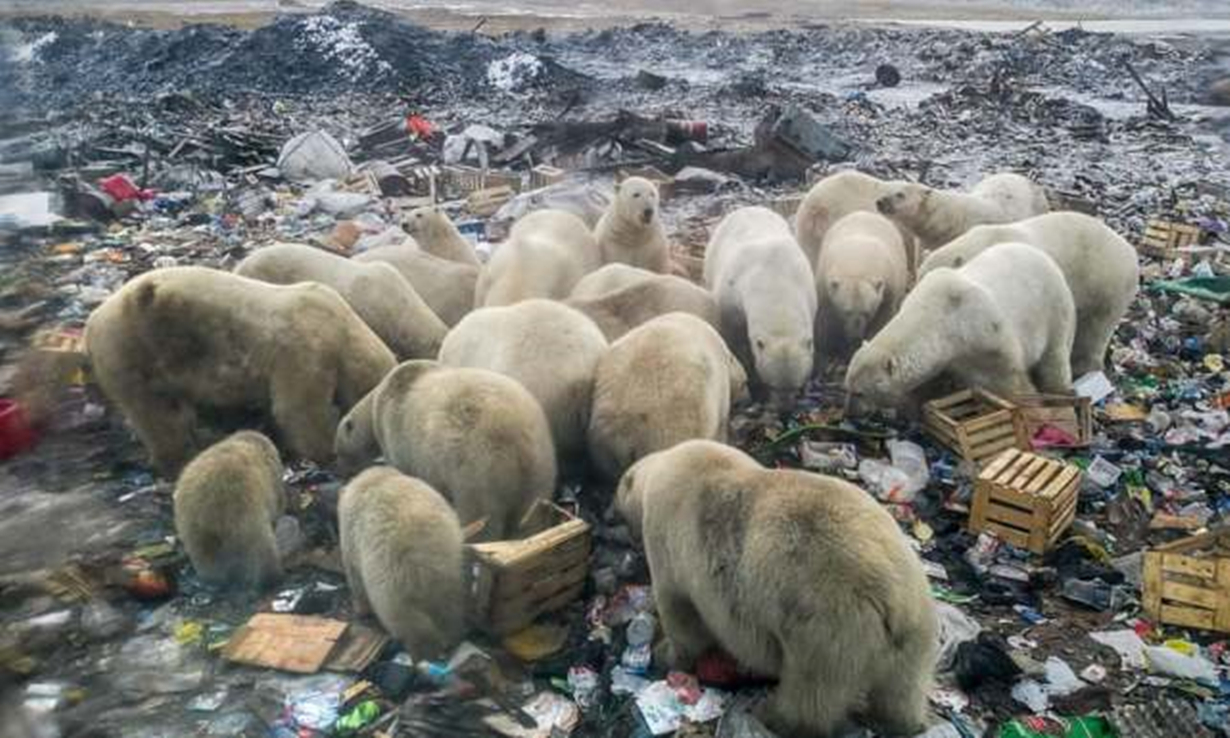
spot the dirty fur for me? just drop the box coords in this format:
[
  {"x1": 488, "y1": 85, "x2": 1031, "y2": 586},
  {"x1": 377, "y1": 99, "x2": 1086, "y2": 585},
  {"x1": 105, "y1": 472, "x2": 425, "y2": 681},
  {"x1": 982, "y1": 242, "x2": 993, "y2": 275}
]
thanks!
[
  {"x1": 846, "y1": 242, "x2": 1075, "y2": 408},
  {"x1": 703, "y1": 206, "x2": 816, "y2": 406},
  {"x1": 334, "y1": 361, "x2": 556, "y2": 541},
  {"x1": 588, "y1": 313, "x2": 748, "y2": 479},
  {"x1": 173, "y1": 430, "x2": 285, "y2": 591},
  {"x1": 438, "y1": 300, "x2": 608, "y2": 466},
  {"x1": 338, "y1": 466, "x2": 464, "y2": 659},
  {"x1": 919, "y1": 211, "x2": 1139, "y2": 375},
  {"x1": 566, "y1": 274, "x2": 719, "y2": 342},
  {"x1": 594, "y1": 176, "x2": 670, "y2": 273},
  {"x1": 85, "y1": 267, "x2": 395, "y2": 475},
  {"x1": 236, "y1": 242, "x2": 446, "y2": 359},
  {"x1": 354, "y1": 243, "x2": 479, "y2": 326},
  {"x1": 475, "y1": 209, "x2": 601, "y2": 307},
  {"x1": 401, "y1": 206, "x2": 481, "y2": 266},
  {"x1": 616, "y1": 440, "x2": 938, "y2": 738}
]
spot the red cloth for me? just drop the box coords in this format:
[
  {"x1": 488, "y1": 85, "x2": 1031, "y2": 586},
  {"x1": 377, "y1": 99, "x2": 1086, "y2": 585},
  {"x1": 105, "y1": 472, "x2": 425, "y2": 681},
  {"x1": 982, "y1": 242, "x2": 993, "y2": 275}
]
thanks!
[{"x1": 99, "y1": 174, "x2": 155, "y2": 203}]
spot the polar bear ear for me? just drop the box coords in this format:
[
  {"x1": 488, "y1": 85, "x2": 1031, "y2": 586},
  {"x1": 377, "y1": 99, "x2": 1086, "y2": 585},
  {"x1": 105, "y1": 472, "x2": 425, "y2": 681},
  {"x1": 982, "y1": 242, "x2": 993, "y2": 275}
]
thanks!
[
  {"x1": 884, "y1": 356, "x2": 897, "y2": 377},
  {"x1": 952, "y1": 256, "x2": 965, "y2": 267}
]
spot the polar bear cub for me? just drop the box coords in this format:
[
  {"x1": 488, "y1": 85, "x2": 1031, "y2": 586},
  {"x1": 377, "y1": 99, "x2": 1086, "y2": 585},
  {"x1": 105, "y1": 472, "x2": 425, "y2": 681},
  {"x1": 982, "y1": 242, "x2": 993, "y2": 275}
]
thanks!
[
  {"x1": 615, "y1": 440, "x2": 937, "y2": 738},
  {"x1": 338, "y1": 466, "x2": 464, "y2": 659}
]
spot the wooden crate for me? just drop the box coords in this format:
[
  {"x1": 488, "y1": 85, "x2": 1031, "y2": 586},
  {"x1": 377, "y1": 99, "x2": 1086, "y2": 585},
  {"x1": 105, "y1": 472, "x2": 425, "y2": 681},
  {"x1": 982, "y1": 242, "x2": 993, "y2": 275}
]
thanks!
[
  {"x1": 1139, "y1": 219, "x2": 1205, "y2": 260},
  {"x1": 969, "y1": 448, "x2": 1082, "y2": 554},
  {"x1": 466, "y1": 185, "x2": 515, "y2": 217},
  {"x1": 466, "y1": 501, "x2": 591, "y2": 636},
  {"x1": 446, "y1": 166, "x2": 522, "y2": 197},
  {"x1": 1144, "y1": 530, "x2": 1230, "y2": 634},
  {"x1": 922, "y1": 389, "x2": 1028, "y2": 466},
  {"x1": 530, "y1": 164, "x2": 567, "y2": 190},
  {"x1": 1013, "y1": 393, "x2": 1093, "y2": 448}
]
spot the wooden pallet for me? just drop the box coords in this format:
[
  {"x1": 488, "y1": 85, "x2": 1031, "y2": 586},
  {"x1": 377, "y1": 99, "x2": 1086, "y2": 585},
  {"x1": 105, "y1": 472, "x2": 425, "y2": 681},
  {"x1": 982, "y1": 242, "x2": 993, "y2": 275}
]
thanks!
[
  {"x1": 1013, "y1": 393, "x2": 1093, "y2": 448},
  {"x1": 970, "y1": 448, "x2": 1081, "y2": 554},
  {"x1": 1139, "y1": 219, "x2": 1205, "y2": 260},
  {"x1": 922, "y1": 389, "x2": 1028, "y2": 466},
  {"x1": 1143, "y1": 530, "x2": 1230, "y2": 634},
  {"x1": 466, "y1": 501, "x2": 591, "y2": 636}
]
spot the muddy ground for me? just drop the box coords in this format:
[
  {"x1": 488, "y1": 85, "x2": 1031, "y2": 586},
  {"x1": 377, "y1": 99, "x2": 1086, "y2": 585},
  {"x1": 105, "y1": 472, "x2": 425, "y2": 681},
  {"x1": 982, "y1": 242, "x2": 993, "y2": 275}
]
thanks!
[{"x1": 3, "y1": 2, "x2": 1230, "y2": 737}]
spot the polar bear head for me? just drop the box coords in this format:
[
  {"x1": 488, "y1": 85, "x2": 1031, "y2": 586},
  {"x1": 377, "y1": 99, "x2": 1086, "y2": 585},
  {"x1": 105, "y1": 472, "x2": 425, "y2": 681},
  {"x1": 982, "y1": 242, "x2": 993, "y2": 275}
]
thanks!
[
  {"x1": 875, "y1": 183, "x2": 929, "y2": 221},
  {"x1": 614, "y1": 176, "x2": 660, "y2": 226},
  {"x1": 828, "y1": 277, "x2": 885, "y2": 344},
  {"x1": 334, "y1": 390, "x2": 380, "y2": 474},
  {"x1": 748, "y1": 319, "x2": 814, "y2": 409},
  {"x1": 402, "y1": 205, "x2": 451, "y2": 240}
]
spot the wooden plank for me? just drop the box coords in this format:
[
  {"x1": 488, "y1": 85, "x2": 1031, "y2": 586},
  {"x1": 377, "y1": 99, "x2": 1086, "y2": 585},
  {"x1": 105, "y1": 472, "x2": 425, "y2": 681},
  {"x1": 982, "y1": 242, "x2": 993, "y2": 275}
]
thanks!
[
  {"x1": 982, "y1": 522, "x2": 1031, "y2": 550},
  {"x1": 469, "y1": 519, "x2": 589, "y2": 568},
  {"x1": 1143, "y1": 552, "x2": 1163, "y2": 619},
  {"x1": 487, "y1": 579, "x2": 587, "y2": 635},
  {"x1": 985, "y1": 483, "x2": 1037, "y2": 510},
  {"x1": 1152, "y1": 530, "x2": 1220, "y2": 554},
  {"x1": 929, "y1": 390, "x2": 974, "y2": 411},
  {"x1": 1023, "y1": 462, "x2": 1062, "y2": 495},
  {"x1": 492, "y1": 551, "x2": 590, "y2": 600},
  {"x1": 1161, "y1": 580, "x2": 1222, "y2": 609},
  {"x1": 966, "y1": 422, "x2": 1019, "y2": 447},
  {"x1": 1012, "y1": 456, "x2": 1049, "y2": 489},
  {"x1": 983, "y1": 503, "x2": 1035, "y2": 530},
  {"x1": 1041, "y1": 466, "x2": 1080, "y2": 499},
  {"x1": 979, "y1": 390, "x2": 1016, "y2": 411},
  {"x1": 1160, "y1": 603, "x2": 1215, "y2": 631},
  {"x1": 979, "y1": 449, "x2": 1020, "y2": 480},
  {"x1": 965, "y1": 409, "x2": 1014, "y2": 433},
  {"x1": 1163, "y1": 555, "x2": 1217, "y2": 580},
  {"x1": 222, "y1": 614, "x2": 347, "y2": 674},
  {"x1": 971, "y1": 435, "x2": 1022, "y2": 462},
  {"x1": 996, "y1": 452, "x2": 1035, "y2": 487}
]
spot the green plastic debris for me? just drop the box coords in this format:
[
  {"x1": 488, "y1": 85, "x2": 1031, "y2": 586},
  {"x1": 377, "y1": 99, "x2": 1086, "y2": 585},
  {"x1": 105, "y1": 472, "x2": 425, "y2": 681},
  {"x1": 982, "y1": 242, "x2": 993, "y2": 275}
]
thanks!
[
  {"x1": 334, "y1": 700, "x2": 381, "y2": 735},
  {"x1": 998, "y1": 715, "x2": 1117, "y2": 738},
  {"x1": 1151, "y1": 276, "x2": 1230, "y2": 304}
]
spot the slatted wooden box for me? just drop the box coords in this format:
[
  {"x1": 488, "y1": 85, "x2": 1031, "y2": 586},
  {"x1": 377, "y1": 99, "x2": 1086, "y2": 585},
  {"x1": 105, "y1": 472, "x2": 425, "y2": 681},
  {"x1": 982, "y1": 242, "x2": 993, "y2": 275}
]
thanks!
[
  {"x1": 530, "y1": 164, "x2": 567, "y2": 190},
  {"x1": 1013, "y1": 393, "x2": 1093, "y2": 448},
  {"x1": 1139, "y1": 219, "x2": 1205, "y2": 260},
  {"x1": 446, "y1": 166, "x2": 522, "y2": 197},
  {"x1": 1143, "y1": 530, "x2": 1230, "y2": 634},
  {"x1": 922, "y1": 389, "x2": 1028, "y2": 466},
  {"x1": 466, "y1": 185, "x2": 516, "y2": 217},
  {"x1": 969, "y1": 449, "x2": 1081, "y2": 554},
  {"x1": 466, "y1": 501, "x2": 591, "y2": 636}
]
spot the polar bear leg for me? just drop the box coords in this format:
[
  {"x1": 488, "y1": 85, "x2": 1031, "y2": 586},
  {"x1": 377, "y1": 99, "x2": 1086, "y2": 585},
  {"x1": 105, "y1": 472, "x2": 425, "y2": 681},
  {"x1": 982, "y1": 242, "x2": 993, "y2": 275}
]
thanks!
[
  {"x1": 759, "y1": 648, "x2": 859, "y2": 738},
  {"x1": 653, "y1": 587, "x2": 717, "y2": 671},
  {"x1": 1033, "y1": 341, "x2": 1074, "y2": 394},
  {"x1": 270, "y1": 364, "x2": 339, "y2": 464},
  {"x1": 128, "y1": 392, "x2": 199, "y2": 474}
]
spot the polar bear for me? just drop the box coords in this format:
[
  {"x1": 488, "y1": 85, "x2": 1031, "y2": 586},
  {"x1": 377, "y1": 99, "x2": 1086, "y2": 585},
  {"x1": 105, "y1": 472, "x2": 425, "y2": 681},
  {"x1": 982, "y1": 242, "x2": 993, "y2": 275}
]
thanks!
[
  {"x1": 236, "y1": 243, "x2": 446, "y2": 359},
  {"x1": 703, "y1": 206, "x2": 816, "y2": 407},
  {"x1": 570, "y1": 263, "x2": 659, "y2": 300},
  {"x1": 594, "y1": 176, "x2": 671, "y2": 273},
  {"x1": 919, "y1": 211, "x2": 1139, "y2": 375},
  {"x1": 438, "y1": 300, "x2": 608, "y2": 466},
  {"x1": 846, "y1": 242, "x2": 1075, "y2": 409},
  {"x1": 615, "y1": 440, "x2": 937, "y2": 738},
  {"x1": 334, "y1": 361, "x2": 556, "y2": 541},
  {"x1": 86, "y1": 267, "x2": 395, "y2": 475},
  {"x1": 588, "y1": 313, "x2": 747, "y2": 479},
  {"x1": 876, "y1": 172, "x2": 1050, "y2": 251},
  {"x1": 794, "y1": 170, "x2": 916, "y2": 268},
  {"x1": 338, "y1": 466, "x2": 464, "y2": 659},
  {"x1": 475, "y1": 209, "x2": 602, "y2": 307},
  {"x1": 814, "y1": 211, "x2": 909, "y2": 364},
  {"x1": 401, "y1": 206, "x2": 481, "y2": 266},
  {"x1": 566, "y1": 275, "x2": 720, "y2": 342},
  {"x1": 353, "y1": 244, "x2": 479, "y2": 326},
  {"x1": 173, "y1": 431, "x2": 285, "y2": 591}
]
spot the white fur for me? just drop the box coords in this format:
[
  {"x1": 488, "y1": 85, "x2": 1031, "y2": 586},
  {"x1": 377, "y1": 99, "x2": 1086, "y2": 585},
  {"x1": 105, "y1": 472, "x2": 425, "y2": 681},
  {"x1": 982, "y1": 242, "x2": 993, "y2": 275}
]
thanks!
[
  {"x1": 594, "y1": 176, "x2": 670, "y2": 273},
  {"x1": 587, "y1": 313, "x2": 748, "y2": 479},
  {"x1": 814, "y1": 211, "x2": 909, "y2": 362},
  {"x1": 475, "y1": 209, "x2": 602, "y2": 307},
  {"x1": 354, "y1": 243, "x2": 479, "y2": 326},
  {"x1": 795, "y1": 170, "x2": 915, "y2": 268},
  {"x1": 438, "y1": 300, "x2": 608, "y2": 465},
  {"x1": 703, "y1": 206, "x2": 817, "y2": 406},
  {"x1": 876, "y1": 172, "x2": 1050, "y2": 250},
  {"x1": 571, "y1": 263, "x2": 660, "y2": 299},
  {"x1": 846, "y1": 242, "x2": 1075, "y2": 408},
  {"x1": 401, "y1": 206, "x2": 481, "y2": 265},
  {"x1": 919, "y1": 211, "x2": 1139, "y2": 375}
]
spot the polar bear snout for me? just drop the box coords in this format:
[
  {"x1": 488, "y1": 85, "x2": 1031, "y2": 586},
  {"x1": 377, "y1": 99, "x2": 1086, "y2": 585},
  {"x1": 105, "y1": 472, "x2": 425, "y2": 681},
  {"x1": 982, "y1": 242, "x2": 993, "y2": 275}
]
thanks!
[{"x1": 876, "y1": 194, "x2": 896, "y2": 215}]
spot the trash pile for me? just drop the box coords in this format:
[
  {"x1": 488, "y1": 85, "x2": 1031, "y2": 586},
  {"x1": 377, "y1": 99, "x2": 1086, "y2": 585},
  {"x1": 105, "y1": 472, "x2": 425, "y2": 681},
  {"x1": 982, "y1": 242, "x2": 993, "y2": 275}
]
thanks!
[{"x1": 4, "y1": 2, "x2": 1230, "y2": 737}]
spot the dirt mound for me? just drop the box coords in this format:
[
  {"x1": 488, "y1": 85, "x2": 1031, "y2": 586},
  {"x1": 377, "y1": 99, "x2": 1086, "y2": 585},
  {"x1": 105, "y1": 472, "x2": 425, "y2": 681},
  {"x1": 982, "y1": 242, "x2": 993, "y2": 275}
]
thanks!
[{"x1": 3, "y1": 1, "x2": 500, "y2": 107}]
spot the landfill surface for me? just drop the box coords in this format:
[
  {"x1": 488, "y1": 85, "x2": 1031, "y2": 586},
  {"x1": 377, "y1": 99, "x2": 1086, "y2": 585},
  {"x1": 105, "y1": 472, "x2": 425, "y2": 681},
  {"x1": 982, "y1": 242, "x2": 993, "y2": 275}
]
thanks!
[{"x1": 3, "y1": 2, "x2": 1230, "y2": 737}]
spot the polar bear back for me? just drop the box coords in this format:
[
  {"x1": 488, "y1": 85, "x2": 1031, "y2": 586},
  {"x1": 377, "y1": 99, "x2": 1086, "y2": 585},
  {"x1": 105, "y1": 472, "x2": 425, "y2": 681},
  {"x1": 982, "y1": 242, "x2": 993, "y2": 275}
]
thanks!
[{"x1": 477, "y1": 209, "x2": 601, "y2": 306}]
